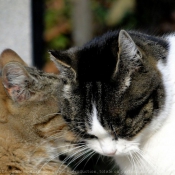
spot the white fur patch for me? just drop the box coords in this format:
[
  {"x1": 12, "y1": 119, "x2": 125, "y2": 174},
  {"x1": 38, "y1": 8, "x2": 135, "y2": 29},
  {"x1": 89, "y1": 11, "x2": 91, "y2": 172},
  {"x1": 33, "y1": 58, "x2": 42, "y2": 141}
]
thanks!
[
  {"x1": 86, "y1": 104, "x2": 140, "y2": 157},
  {"x1": 115, "y1": 35, "x2": 175, "y2": 175},
  {"x1": 86, "y1": 35, "x2": 175, "y2": 174},
  {"x1": 63, "y1": 84, "x2": 71, "y2": 98},
  {"x1": 87, "y1": 104, "x2": 116, "y2": 155},
  {"x1": 88, "y1": 104, "x2": 108, "y2": 138}
]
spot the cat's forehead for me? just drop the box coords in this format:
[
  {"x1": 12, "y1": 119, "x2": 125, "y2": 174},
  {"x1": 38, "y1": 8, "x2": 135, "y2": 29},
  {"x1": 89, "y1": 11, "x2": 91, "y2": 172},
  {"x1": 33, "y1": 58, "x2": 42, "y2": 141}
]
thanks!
[
  {"x1": 88, "y1": 104, "x2": 109, "y2": 137},
  {"x1": 25, "y1": 66, "x2": 59, "y2": 80},
  {"x1": 77, "y1": 81, "x2": 113, "y2": 94}
]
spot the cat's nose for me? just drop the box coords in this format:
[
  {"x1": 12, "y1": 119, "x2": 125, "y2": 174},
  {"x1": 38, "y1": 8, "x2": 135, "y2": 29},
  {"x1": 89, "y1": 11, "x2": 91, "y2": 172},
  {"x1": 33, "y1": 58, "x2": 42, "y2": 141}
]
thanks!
[
  {"x1": 107, "y1": 150, "x2": 117, "y2": 156},
  {"x1": 99, "y1": 139, "x2": 117, "y2": 156},
  {"x1": 102, "y1": 148, "x2": 117, "y2": 156}
]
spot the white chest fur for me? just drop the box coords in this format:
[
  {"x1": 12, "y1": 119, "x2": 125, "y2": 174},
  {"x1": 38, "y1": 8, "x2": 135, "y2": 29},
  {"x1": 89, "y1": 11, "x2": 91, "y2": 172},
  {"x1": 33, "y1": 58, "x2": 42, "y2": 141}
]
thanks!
[{"x1": 115, "y1": 35, "x2": 175, "y2": 175}]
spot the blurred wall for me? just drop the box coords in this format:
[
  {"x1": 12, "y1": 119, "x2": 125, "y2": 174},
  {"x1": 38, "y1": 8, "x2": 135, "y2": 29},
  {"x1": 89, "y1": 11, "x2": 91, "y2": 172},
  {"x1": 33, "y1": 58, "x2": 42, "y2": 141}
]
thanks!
[
  {"x1": 72, "y1": 0, "x2": 93, "y2": 46},
  {"x1": 0, "y1": 0, "x2": 32, "y2": 65}
]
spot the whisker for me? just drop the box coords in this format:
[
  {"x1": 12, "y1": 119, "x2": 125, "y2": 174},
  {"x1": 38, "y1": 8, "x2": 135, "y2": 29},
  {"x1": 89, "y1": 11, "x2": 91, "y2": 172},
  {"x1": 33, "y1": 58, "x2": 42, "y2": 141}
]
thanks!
[
  {"x1": 30, "y1": 135, "x2": 69, "y2": 154},
  {"x1": 71, "y1": 149, "x2": 94, "y2": 171},
  {"x1": 57, "y1": 147, "x2": 91, "y2": 175},
  {"x1": 133, "y1": 152, "x2": 141, "y2": 175},
  {"x1": 135, "y1": 150, "x2": 155, "y2": 175},
  {"x1": 30, "y1": 129, "x2": 82, "y2": 156},
  {"x1": 60, "y1": 145, "x2": 87, "y2": 163},
  {"x1": 139, "y1": 149, "x2": 155, "y2": 166},
  {"x1": 30, "y1": 142, "x2": 72, "y2": 159},
  {"x1": 36, "y1": 145, "x2": 85, "y2": 174},
  {"x1": 82, "y1": 151, "x2": 96, "y2": 169},
  {"x1": 95, "y1": 154, "x2": 101, "y2": 165},
  {"x1": 127, "y1": 153, "x2": 134, "y2": 175},
  {"x1": 133, "y1": 152, "x2": 143, "y2": 174},
  {"x1": 129, "y1": 151, "x2": 137, "y2": 175}
]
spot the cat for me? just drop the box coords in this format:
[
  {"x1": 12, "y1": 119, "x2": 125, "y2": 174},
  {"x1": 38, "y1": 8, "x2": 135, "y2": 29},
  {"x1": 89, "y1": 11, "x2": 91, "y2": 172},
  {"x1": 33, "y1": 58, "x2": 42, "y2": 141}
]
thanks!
[
  {"x1": 0, "y1": 49, "x2": 79, "y2": 175},
  {"x1": 50, "y1": 29, "x2": 175, "y2": 175}
]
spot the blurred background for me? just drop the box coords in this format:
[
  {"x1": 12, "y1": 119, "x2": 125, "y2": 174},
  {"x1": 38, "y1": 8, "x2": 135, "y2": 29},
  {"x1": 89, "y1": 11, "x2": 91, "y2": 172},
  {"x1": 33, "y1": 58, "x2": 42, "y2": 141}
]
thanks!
[
  {"x1": 43, "y1": 0, "x2": 175, "y2": 73},
  {"x1": 1, "y1": 0, "x2": 175, "y2": 71},
  {"x1": 0, "y1": 0, "x2": 175, "y2": 174}
]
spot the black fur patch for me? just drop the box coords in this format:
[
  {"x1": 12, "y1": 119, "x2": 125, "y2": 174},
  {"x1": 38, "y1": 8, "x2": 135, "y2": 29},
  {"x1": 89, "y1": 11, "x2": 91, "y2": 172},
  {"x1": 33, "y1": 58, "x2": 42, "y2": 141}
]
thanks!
[{"x1": 52, "y1": 30, "x2": 167, "y2": 140}]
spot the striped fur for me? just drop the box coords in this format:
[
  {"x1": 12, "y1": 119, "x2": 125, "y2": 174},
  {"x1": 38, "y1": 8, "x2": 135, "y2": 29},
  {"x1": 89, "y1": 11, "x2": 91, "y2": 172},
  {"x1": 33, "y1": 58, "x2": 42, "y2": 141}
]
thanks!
[
  {"x1": 0, "y1": 49, "x2": 77, "y2": 175},
  {"x1": 50, "y1": 30, "x2": 175, "y2": 174}
]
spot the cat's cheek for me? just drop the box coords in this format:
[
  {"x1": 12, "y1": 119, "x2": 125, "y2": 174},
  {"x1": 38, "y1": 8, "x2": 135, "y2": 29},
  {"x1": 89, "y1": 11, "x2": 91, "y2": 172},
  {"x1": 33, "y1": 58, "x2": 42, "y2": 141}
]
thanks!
[
  {"x1": 115, "y1": 138, "x2": 140, "y2": 156},
  {"x1": 86, "y1": 138, "x2": 140, "y2": 157},
  {"x1": 86, "y1": 140, "x2": 104, "y2": 155},
  {"x1": 86, "y1": 139, "x2": 118, "y2": 157}
]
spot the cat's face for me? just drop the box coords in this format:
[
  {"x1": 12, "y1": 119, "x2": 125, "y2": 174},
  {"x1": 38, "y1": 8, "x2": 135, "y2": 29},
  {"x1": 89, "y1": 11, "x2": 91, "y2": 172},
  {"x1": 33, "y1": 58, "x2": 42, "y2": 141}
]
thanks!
[
  {"x1": 51, "y1": 30, "x2": 166, "y2": 157},
  {"x1": 0, "y1": 49, "x2": 78, "y2": 143},
  {"x1": 0, "y1": 49, "x2": 78, "y2": 173}
]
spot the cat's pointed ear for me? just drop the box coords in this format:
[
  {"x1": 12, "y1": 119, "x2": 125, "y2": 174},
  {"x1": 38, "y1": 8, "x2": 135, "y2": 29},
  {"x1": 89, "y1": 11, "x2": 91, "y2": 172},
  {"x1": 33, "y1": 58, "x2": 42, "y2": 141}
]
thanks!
[
  {"x1": 113, "y1": 30, "x2": 142, "y2": 77},
  {"x1": 118, "y1": 30, "x2": 142, "y2": 60},
  {"x1": 2, "y1": 62, "x2": 37, "y2": 103},
  {"x1": 0, "y1": 49, "x2": 27, "y2": 70},
  {"x1": 49, "y1": 50, "x2": 77, "y2": 82}
]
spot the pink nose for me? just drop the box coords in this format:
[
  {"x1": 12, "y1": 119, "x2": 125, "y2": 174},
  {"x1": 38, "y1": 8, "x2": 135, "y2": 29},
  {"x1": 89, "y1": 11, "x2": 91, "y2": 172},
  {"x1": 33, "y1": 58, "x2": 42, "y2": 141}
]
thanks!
[{"x1": 103, "y1": 150, "x2": 116, "y2": 156}]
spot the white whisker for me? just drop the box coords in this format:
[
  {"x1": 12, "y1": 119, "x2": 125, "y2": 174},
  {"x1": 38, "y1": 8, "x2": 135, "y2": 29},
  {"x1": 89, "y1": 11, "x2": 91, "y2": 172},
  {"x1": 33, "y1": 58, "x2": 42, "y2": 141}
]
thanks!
[
  {"x1": 36, "y1": 145, "x2": 85, "y2": 174},
  {"x1": 72, "y1": 149, "x2": 95, "y2": 171},
  {"x1": 57, "y1": 147, "x2": 91, "y2": 175},
  {"x1": 129, "y1": 151, "x2": 137, "y2": 175}
]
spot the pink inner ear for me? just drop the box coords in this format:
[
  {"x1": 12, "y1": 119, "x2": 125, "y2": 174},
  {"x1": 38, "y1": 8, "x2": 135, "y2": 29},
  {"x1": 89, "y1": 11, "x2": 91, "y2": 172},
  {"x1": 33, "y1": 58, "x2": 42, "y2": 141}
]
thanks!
[{"x1": 7, "y1": 85, "x2": 28, "y2": 102}]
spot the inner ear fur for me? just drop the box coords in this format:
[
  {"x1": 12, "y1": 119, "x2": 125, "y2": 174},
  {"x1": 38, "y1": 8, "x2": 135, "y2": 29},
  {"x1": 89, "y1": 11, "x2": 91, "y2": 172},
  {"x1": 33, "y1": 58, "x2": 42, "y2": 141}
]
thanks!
[
  {"x1": 2, "y1": 62, "x2": 35, "y2": 103},
  {"x1": 112, "y1": 30, "x2": 143, "y2": 78},
  {"x1": 118, "y1": 30, "x2": 142, "y2": 60},
  {"x1": 0, "y1": 49, "x2": 27, "y2": 70},
  {"x1": 49, "y1": 50, "x2": 77, "y2": 82}
]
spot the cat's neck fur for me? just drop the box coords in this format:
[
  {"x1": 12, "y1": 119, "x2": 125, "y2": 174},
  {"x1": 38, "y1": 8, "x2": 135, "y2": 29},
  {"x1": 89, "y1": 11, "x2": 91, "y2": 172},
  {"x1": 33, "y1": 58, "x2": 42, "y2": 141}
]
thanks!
[
  {"x1": 115, "y1": 35, "x2": 175, "y2": 175},
  {"x1": 50, "y1": 30, "x2": 175, "y2": 175}
]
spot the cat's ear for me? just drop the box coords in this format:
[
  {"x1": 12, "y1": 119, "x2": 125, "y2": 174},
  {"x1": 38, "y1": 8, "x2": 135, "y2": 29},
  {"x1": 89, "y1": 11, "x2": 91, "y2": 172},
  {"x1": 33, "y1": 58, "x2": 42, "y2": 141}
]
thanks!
[
  {"x1": 113, "y1": 30, "x2": 142, "y2": 76},
  {"x1": 49, "y1": 50, "x2": 76, "y2": 82},
  {"x1": 0, "y1": 49, "x2": 27, "y2": 71},
  {"x1": 2, "y1": 62, "x2": 37, "y2": 103},
  {"x1": 118, "y1": 30, "x2": 142, "y2": 60}
]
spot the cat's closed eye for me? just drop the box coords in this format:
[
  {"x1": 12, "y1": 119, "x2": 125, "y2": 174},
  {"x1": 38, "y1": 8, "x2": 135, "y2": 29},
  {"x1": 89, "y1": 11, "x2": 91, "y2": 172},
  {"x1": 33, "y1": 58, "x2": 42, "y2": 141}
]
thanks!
[
  {"x1": 51, "y1": 29, "x2": 174, "y2": 174},
  {"x1": 84, "y1": 134, "x2": 98, "y2": 139},
  {"x1": 89, "y1": 134, "x2": 98, "y2": 139}
]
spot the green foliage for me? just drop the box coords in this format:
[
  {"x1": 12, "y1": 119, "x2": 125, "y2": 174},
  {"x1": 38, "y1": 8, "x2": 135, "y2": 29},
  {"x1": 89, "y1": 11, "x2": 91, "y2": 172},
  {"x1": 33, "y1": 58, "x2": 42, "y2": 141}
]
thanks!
[
  {"x1": 44, "y1": 0, "x2": 72, "y2": 62},
  {"x1": 91, "y1": 0, "x2": 115, "y2": 25},
  {"x1": 49, "y1": 34, "x2": 70, "y2": 49},
  {"x1": 45, "y1": 9, "x2": 59, "y2": 29},
  {"x1": 43, "y1": 0, "x2": 137, "y2": 62}
]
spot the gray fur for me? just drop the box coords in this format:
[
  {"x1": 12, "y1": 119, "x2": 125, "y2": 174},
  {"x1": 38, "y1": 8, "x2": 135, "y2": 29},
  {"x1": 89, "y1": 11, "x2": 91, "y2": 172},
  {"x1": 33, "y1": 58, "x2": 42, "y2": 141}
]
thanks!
[
  {"x1": 2, "y1": 62, "x2": 60, "y2": 103},
  {"x1": 50, "y1": 30, "x2": 166, "y2": 139}
]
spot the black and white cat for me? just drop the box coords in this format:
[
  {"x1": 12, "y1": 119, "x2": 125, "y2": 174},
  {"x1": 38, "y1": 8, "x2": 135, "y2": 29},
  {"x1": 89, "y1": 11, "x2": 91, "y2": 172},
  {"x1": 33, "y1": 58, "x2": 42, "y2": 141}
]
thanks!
[{"x1": 50, "y1": 30, "x2": 175, "y2": 175}]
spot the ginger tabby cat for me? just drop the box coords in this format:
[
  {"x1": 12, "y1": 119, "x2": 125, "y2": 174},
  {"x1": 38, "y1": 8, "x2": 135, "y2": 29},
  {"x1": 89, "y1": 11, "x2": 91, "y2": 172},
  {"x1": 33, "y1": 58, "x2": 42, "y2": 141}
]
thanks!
[{"x1": 0, "y1": 49, "x2": 76, "y2": 175}]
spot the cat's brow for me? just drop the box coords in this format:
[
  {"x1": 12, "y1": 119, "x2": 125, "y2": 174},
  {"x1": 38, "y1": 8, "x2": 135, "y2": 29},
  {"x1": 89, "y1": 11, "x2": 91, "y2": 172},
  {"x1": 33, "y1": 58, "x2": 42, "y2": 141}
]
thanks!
[{"x1": 87, "y1": 104, "x2": 109, "y2": 139}]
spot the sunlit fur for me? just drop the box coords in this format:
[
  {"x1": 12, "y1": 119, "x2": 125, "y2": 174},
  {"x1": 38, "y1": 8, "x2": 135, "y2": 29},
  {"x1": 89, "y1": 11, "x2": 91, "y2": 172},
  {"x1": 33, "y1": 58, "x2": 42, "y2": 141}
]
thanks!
[
  {"x1": 113, "y1": 35, "x2": 175, "y2": 175},
  {"x1": 0, "y1": 49, "x2": 85, "y2": 175},
  {"x1": 51, "y1": 30, "x2": 175, "y2": 174}
]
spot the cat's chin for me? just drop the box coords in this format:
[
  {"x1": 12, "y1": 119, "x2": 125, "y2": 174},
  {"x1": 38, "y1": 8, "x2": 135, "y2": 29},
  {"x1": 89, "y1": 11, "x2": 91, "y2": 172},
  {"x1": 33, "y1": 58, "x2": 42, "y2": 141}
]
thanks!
[
  {"x1": 86, "y1": 146, "x2": 139, "y2": 158},
  {"x1": 86, "y1": 137, "x2": 140, "y2": 158}
]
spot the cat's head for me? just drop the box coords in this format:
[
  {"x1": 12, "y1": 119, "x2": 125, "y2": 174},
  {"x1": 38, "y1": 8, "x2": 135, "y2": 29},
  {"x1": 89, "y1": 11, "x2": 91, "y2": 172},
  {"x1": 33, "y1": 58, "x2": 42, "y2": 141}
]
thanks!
[
  {"x1": 50, "y1": 30, "x2": 166, "y2": 157},
  {"x1": 0, "y1": 49, "x2": 84, "y2": 175},
  {"x1": 0, "y1": 49, "x2": 77, "y2": 144},
  {"x1": 0, "y1": 49, "x2": 78, "y2": 173}
]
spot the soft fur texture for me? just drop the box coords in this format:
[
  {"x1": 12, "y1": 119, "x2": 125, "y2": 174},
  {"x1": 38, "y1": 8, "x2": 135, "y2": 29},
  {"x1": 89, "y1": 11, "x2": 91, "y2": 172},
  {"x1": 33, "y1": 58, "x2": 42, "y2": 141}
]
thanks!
[
  {"x1": 0, "y1": 49, "x2": 77, "y2": 175},
  {"x1": 50, "y1": 30, "x2": 175, "y2": 174}
]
